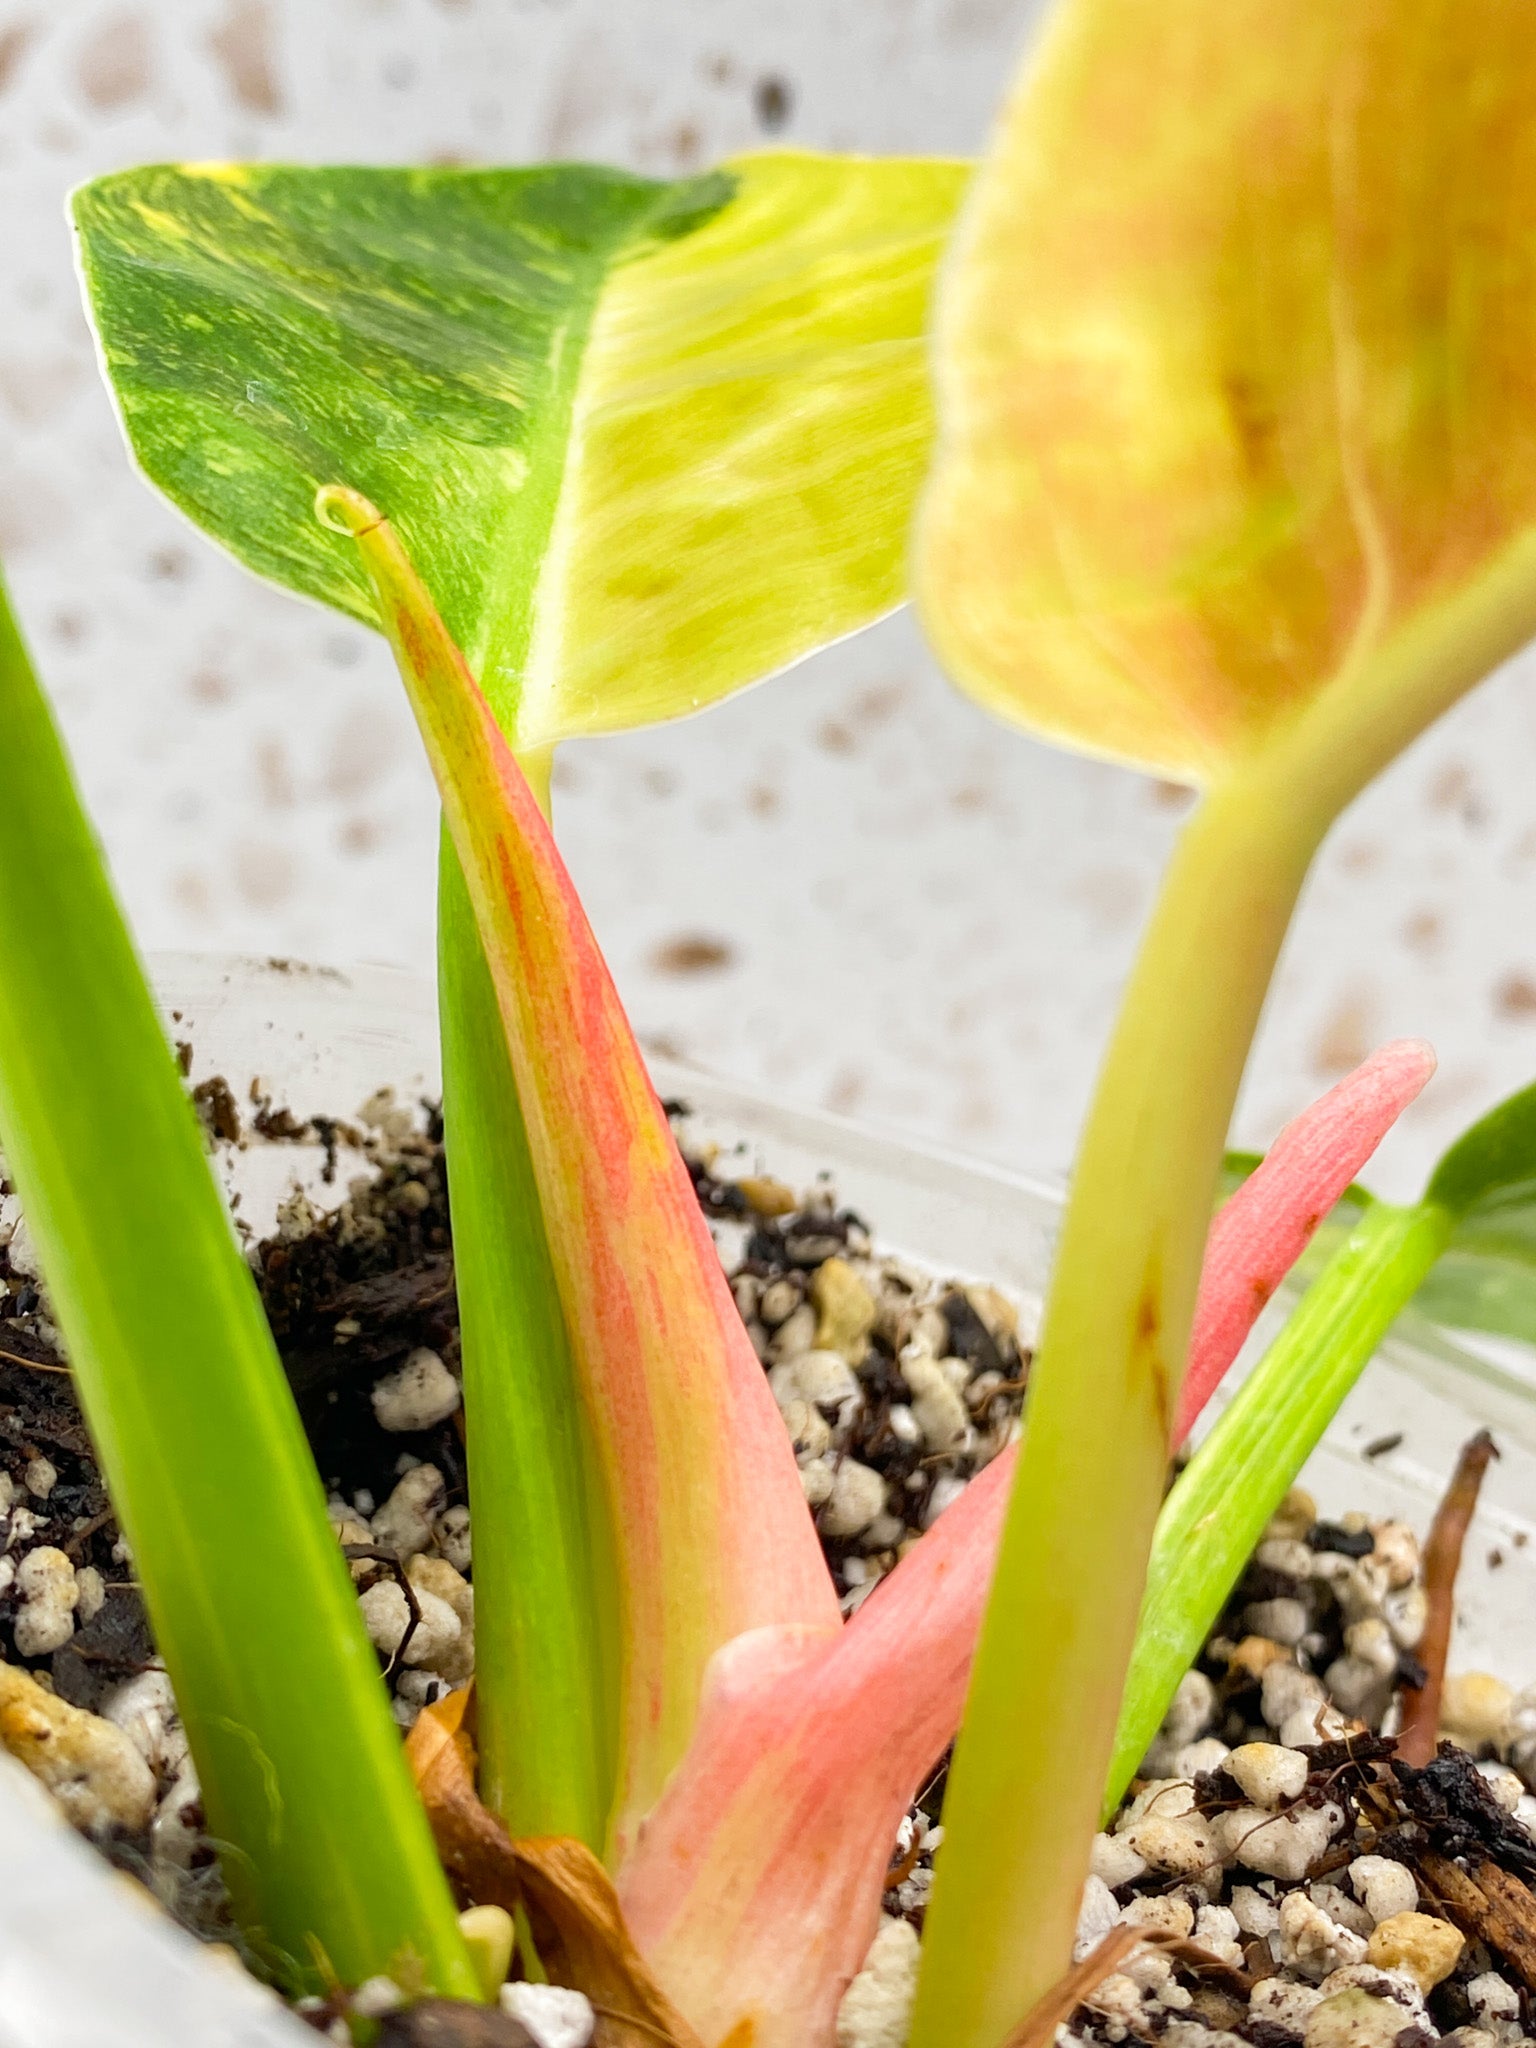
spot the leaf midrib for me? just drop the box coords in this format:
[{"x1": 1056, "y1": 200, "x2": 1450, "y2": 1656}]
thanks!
[{"x1": 469, "y1": 186, "x2": 728, "y2": 733}]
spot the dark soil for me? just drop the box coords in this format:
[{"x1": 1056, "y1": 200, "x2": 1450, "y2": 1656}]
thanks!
[{"x1": 1, "y1": 1084, "x2": 1033, "y2": 1694}]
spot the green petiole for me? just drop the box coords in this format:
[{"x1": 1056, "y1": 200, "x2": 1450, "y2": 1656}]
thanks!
[
  {"x1": 910, "y1": 758, "x2": 1328, "y2": 2048},
  {"x1": 439, "y1": 840, "x2": 617, "y2": 1846},
  {"x1": 913, "y1": 546, "x2": 1536, "y2": 2048}
]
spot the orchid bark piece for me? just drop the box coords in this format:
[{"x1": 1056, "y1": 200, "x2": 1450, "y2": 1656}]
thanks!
[
  {"x1": 912, "y1": 5, "x2": 1536, "y2": 2040},
  {"x1": 323, "y1": 488, "x2": 840, "y2": 1854},
  {"x1": 616, "y1": 1041, "x2": 1426, "y2": 2048}
]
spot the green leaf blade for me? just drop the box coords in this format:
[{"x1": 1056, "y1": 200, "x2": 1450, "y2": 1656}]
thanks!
[
  {"x1": 1417, "y1": 1240, "x2": 1536, "y2": 1347},
  {"x1": 0, "y1": 579, "x2": 476, "y2": 1999},
  {"x1": 1407, "y1": 1080, "x2": 1536, "y2": 1346},
  {"x1": 72, "y1": 159, "x2": 712, "y2": 668},
  {"x1": 1425, "y1": 1079, "x2": 1536, "y2": 1222}
]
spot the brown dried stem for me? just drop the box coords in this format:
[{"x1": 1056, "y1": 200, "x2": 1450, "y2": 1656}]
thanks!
[
  {"x1": 999, "y1": 1928, "x2": 1247, "y2": 2048},
  {"x1": 1397, "y1": 1429, "x2": 1499, "y2": 1767}
]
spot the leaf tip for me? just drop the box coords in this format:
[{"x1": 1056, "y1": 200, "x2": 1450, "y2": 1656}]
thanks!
[
  {"x1": 315, "y1": 483, "x2": 384, "y2": 539},
  {"x1": 1383, "y1": 1036, "x2": 1439, "y2": 1090}
]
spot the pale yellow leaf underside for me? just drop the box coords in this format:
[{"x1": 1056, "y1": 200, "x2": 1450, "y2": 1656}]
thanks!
[{"x1": 920, "y1": 0, "x2": 1536, "y2": 784}]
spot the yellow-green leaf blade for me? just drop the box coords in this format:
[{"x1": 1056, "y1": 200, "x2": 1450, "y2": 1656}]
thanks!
[{"x1": 514, "y1": 151, "x2": 970, "y2": 748}]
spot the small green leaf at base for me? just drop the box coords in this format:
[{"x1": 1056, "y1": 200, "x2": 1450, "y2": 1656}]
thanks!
[{"x1": 1109, "y1": 1197, "x2": 1451, "y2": 1813}]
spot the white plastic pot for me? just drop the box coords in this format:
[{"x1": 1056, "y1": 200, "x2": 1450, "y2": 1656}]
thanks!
[{"x1": 3, "y1": 952, "x2": 1535, "y2": 2043}]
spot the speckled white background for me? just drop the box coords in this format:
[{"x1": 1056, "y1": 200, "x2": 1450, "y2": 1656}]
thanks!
[{"x1": 3, "y1": 0, "x2": 1534, "y2": 1198}]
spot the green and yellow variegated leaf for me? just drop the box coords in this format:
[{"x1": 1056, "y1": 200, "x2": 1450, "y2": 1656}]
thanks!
[
  {"x1": 73, "y1": 151, "x2": 966, "y2": 745},
  {"x1": 920, "y1": 0, "x2": 1536, "y2": 784},
  {"x1": 75, "y1": 144, "x2": 966, "y2": 1863}
]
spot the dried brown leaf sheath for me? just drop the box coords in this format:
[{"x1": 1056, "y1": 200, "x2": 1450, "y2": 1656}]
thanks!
[
  {"x1": 406, "y1": 1691, "x2": 706, "y2": 2048},
  {"x1": 998, "y1": 1925, "x2": 1148, "y2": 2048}
]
